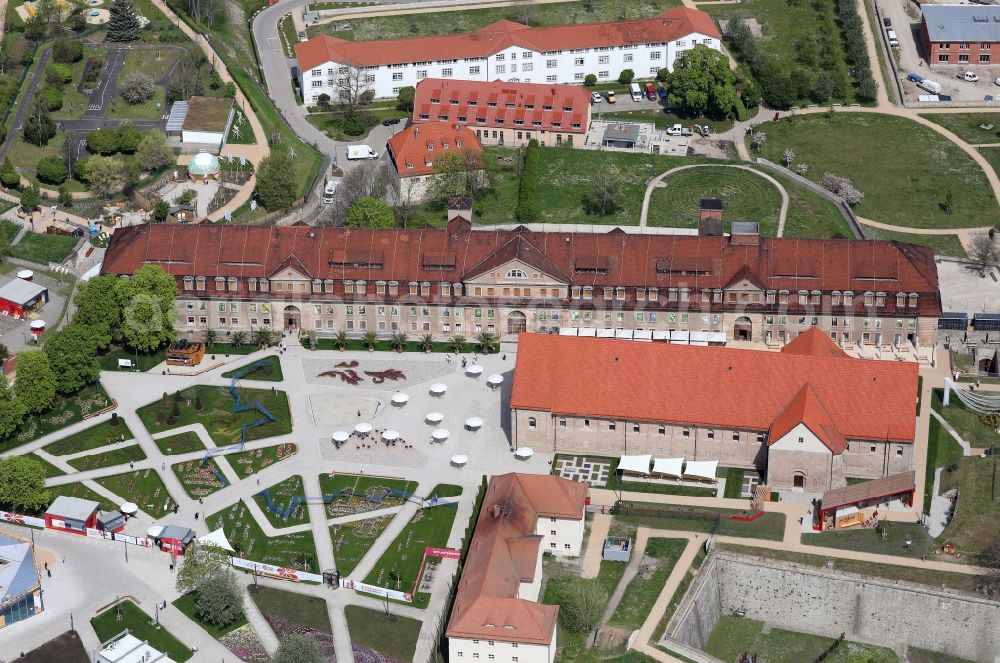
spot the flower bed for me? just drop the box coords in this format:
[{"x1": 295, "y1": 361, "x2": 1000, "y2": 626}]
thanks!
[
  {"x1": 96, "y1": 469, "x2": 176, "y2": 518},
  {"x1": 172, "y1": 458, "x2": 228, "y2": 498},
  {"x1": 228, "y1": 443, "x2": 298, "y2": 479},
  {"x1": 218, "y1": 624, "x2": 269, "y2": 663}
]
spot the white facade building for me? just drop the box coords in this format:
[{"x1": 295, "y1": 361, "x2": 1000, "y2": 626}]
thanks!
[{"x1": 295, "y1": 7, "x2": 722, "y2": 102}]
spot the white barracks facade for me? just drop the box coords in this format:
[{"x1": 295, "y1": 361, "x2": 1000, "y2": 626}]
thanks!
[{"x1": 295, "y1": 7, "x2": 722, "y2": 102}]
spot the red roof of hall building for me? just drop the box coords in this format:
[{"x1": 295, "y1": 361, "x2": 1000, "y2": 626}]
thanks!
[
  {"x1": 386, "y1": 122, "x2": 482, "y2": 177},
  {"x1": 413, "y1": 79, "x2": 591, "y2": 134},
  {"x1": 446, "y1": 473, "x2": 586, "y2": 645},
  {"x1": 510, "y1": 333, "x2": 918, "y2": 446},
  {"x1": 294, "y1": 7, "x2": 720, "y2": 71}
]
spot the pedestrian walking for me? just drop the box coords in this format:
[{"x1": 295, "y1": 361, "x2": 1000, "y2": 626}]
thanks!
[
  {"x1": 256, "y1": 478, "x2": 261, "y2": 486},
  {"x1": 198, "y1": 497, "x2": 203, "y2": 505},
  {"x1": 46, "y1": 568, "x2": 51, "y2": 577},
  {"x1": 161, "y1": 462, "x2": 166, "y2": 471},
  {"x1": 357, "y1": 409, "x2": 361, "y2": 417},
  {"x1": 502, "y1": 354, "x2": 507, "y2": 361},
  {"x1": 129, "y1": 461, "x2": 134, "y2": 469},
  {"x1": 62, "y1": 556, "x2": 65, "y2": 564},
  {"x1": 44, "y1": 562, "x2": 48, "y2": 571},
  {"x1": 194, "y1": 512, "x2": 199, "y2": 520}
]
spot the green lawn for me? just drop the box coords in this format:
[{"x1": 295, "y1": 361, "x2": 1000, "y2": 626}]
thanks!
[
  {"x1": 105, "y1": 86, "x2": 167, "y2": 121},
  {"x1": 222, "y1": 355, "x2": 283, "y2": 382},
  {"x1": 45, "y1": 418, "x2": 135, "y2": 455},
  {"x1": 931, "y1": 388, "x2": 998, "y2": 448},
  {"x1": 705, "y1": 616, "x2": 898, "y2": 663},
  {"x1": 920, "y1": 113, "x2": 1000, "y2": 145},
  {"x1": 172, "y1": 589, "x2": 247, "y2": 640},
  {"x1": 362, "y1": 484, "x2": 462, "y2": 604},
  {"x1": 91, "y1": 600, "x2": 192, "y2": 662},
  {"x1": 207, "y1": 500, "x2": 318, "y2": 570},
  {"x1": 136, "y1": 385, "x2": 291, "y2": 446},
  {"x1": 923, "y1": 416, "x2": 965, "y2": 513},
  {"x1": 309, "y1": 0, "x2": 681, "y2": 40},
  {"x1": 718, "y1": 543, "x2": 980, "y2": 593},
  {"x1": 345, "y1": 605, "x2": 422, "y2": 662},
  {"x1": 608, "y1": 538, "x2": 688, "y2": 630},
  {"x1": 0, "y1": 383, "x2": 113, "y2": 453},
  {"x1": 97, "y1": 345, "x2": 168, "y2": 371},
  {"x1": 937, "y1": 456, "x2": 1000, "y2": 558},
  {"x1": 49, "y1": 47, "x2": 100, "y2": 120},
  {"x1": 227, "y1": 443, "x2": 298, "y2": 479},
  {"x1": 155, "y1": 431, "x2": 206, "y2": 454},
  {"x1": 306, "y1": 107, "x2": 409, "y2": 141},
  {"x1": 860, "y1": 225, "x2": 968, "y2": 258},
  {"x1": 979, "y1": 146, "x2": 1000, "y2": 181},
  {"x1": 249, "y1": 585, "x2": 331, "y2": 633},
  {"x1": 647, "y1": 166, "x2": 782, "y2": 235},
  {"x1": 121, "y1": 47, "x2": 183, "y2": 81},
  {"x1": 28, "y1": 452, "x2": 65, "y2": 477},
  {"x1": 764, "y1": 169, "x2": 856, "y2": 239},
  {"x1": 48, "y1": 482, "x2": 115, "y2": 512},
  {"x1": 723, "y1": 468, "x2": 746, "y2": 499},
  {"x1": 96, "y1": 469, "x2": 177, "y2": 518},
  {"x1": 542, "y1": 559, "x2": 629, "y2": 663},
  {"x1": 907, "y1": 648, "x2": 976, "y2": 663},
  {"x1": 802, "y1": 522, "x2": 931, "y2": 559},
  {"x1": 67, "y1": 443, "x2": 147, "y2": 471},
  {"x1": 172, "y1": 458, "x2": 228, "y2": 498},
  {"x1": 319, "y1": 473, "x2": 416, "y2": 518},
  {"x1": 254, "y1": 475, "x2": 309, "y2": 528},
  {"x1": 8, "y1": 232, "x2": 80, "y2": 265},
  {"x1": 750, "y1": 114, "x2": 998, "y2": 229},
  {"x1": 226, "y1": 109, "x2": 257, "y2": 145},
  {"x1": 330, "y1": 514, "x2": 394, "y2": 577},
  {"x1": 615, "y1": 502, "x2": 786, "y2": 540},
  {"x1": 6, "y1": 131, "x2": 85, "y2": 193}
]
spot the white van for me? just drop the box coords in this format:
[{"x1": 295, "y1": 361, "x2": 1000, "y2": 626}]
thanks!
[
  {"x1": 322, "y1": 180, "x2": 338, "y2": 204},
  {"x1": 629, "y1": 82, "x2": 643, "y2": 102},
  {"x1": 917, "y1": 78, "x2": 942, "y2": 94},
  {"x1": 347, "y1": 145, "x2": 379, "y2": 160},
  {"x1": 886, "y1": 29, "x2": 899, "y2": 47}
]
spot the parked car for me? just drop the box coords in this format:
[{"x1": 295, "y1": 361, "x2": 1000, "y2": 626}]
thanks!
[
  {"x1": 883, "y1": 16, "x2": 891, "y2": 27},
  {"x1": 886, "y1": 29, "x2": 899, "y2": 47},
  {"x1": 657, "y1": 86, "x2": 667, "y2": 99},
  {"x1": 645, "y1": 83, "x2": 657, "y2": 101},
  {"x1": 591, "y1": 91, "x2": 603, "y2": 103},
  {"x1": 959, "y1": 71, "x2": 979, "y2": 83},
  {"x1": 906, "y1": 73, "x2": 923, "y2": 83},
  {"x1": 604, "y1": 90, "x2": 617, "y2": 103},
  {"x1": 381, "y1": 117, "x2": 401, "y2": 126},
  {"x1": 995, "y1": 77, "x2": 1000, "y2": 86}
]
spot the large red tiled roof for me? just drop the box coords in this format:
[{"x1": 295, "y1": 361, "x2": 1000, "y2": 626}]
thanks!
[
  {"x1": 510, "y1": 334, "x2": 918, "y2": 443},
  {"x1": 386, "y1": 122, "x2": 482, "y2": 177},
  {"x1": 414, "y1": 79, "x2": 591, "y2": 134},
  {"x1": 781, "y1": 327, "x2": 848, "y2": 359},
  {"x1": 101, "y1": 225, "x2": 942, "y2": 317},
  {"x1": 768, "y1": 384, "x2": 848, "y2": 453},
  {"x1": 295, "y1": 7, "x2": 720, "y2": 70},
  {"x1": 446, "y1": 473, "x2": 586, "y2": 644}
]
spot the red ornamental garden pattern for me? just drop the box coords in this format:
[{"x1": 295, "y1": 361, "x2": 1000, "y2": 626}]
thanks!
[{"x1": 318, "y1": 362, "x2": 407, "y2": 386}]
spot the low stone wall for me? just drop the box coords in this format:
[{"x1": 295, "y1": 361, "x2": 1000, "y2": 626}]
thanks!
[
  {"x1": 667, "y1": 551, "x2": 1000, "y2": 663},
  {"x1": 754, "y1": 158, "x2": 866, "y2": 239}
]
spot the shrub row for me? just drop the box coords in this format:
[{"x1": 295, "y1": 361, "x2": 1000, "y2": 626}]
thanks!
[
  {"x1": 515, "y1": 140, "x2": 540, "y2": 222},
  {"x1": 834, "y1": 0, "x2": 879, "y2": 102}
]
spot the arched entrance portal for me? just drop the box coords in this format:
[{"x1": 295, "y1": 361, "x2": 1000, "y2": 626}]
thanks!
[
  {"x1": 507, "y1": 311, "x2": 527, "y2": 334},
  {"x1": 734, "y1": 316, "x2": 753, "y2": 342},
  {"x1": 283, "y1": 305, "x2": 301, "y2": 332},
  {"x1": 793, "y1": 472, "x2": 806, "y2": 490}
]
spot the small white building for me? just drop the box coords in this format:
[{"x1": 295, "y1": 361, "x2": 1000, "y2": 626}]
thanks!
[
  {"x1": 296, "y1": 7, "x2": 722, "y2": 102},
  {"x1": 446, "y1": 473, "x2": 586, "y2": 663},
  {"x1": 166, "y1": 96, "x2": 235, "y2": 151},
  {"x1": 97, "y1": 632, "x2": 177, "y2": 663}
]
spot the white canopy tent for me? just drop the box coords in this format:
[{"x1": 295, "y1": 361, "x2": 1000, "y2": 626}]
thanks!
[
  {"x1": 431, "y1": 428, "x2": 450, "y2": 441},
  {"x1": 486, "y1": 374, "x2": 504, "y2": 386},
  {"x1": 451, "y1": 455, "x2": 469, "y2": 466},
  {"x1": 120, "y1": 502, "x2": 138, "y2": 515},
  {"x1": 633, "y1": 330, "x2": 653, "y2": 342},
  {"x1": 199, "y1": 528, "x2": 235, "y2": 552},
  {"x1": 558, "y1": 327, "x2": 578, "y2": 336},
  {"x1": 514, "y1": 447, "x2": 534, "y2": 459},
  {"x1": 466, "y1": 365, "x2": 484, "y2": 376},
  {"x1": 426, "y1": 412, "x2": 444, "y2": 424},
  {"x1": 382, "y1": 430, "x2": 400, "y2": 441},
  {"x1": 391, "y1": 393, "x2": 409, "y2": 405},
  {"x1": 617, "y1": 454, "x2": 652, "y2": 476},
  {"x1": 597, "y1": 328, "x2": 616, "y2": 338},
  {"x1": 578, "y1": 328, "x2": 597, "y2": 337},
  {"x1": 689, "y1": 332, "x2": 710, "y2": 347},
  {"x1": 651, "y1": 457, "x2": 684, "y2": 478},
  {"x1": 652, "y1": 330, "x2": 671, "y2": 341},
  {"x1": 354, "y1": 422, "x2": 373, "y2": 434},
  {"x1": 682, "y1": 460, "x2": 719, "y2": 483},
  {"x1": 332, "y1": 431, "x2": 350, "y2": 442},
  {"x1": 430, "y1": 383, "x2": 448, "y2": 395},
  {"x1": 465, "y1": 417, "x2": 483, "y2": 430},
  {"x1": 707, "y1": 332, "x2": 727, "y2": 346},
  {"x1": 670, "y1": 331, "x2": 689, "y2": 344}
]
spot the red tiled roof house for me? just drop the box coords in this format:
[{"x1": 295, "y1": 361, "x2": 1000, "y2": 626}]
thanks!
[{"x1": 386, "y1": 122, "x2": 484, "y2": 202}]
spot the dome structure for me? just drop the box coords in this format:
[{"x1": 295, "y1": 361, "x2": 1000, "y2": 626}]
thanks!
[{"x1": 188, "y1": 152, "x2": 220, "y2": 181}]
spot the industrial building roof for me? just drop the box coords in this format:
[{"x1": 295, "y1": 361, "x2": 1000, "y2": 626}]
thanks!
[
  {"x1": 46, "y1": 495, "x2": 99, "y2": 521},
  {"x1": 922, "y1": 4, "x2": 1000, "y2": 43},
  {"x1": 0, "y1": 278, "x2": 47, "y2": 306}
]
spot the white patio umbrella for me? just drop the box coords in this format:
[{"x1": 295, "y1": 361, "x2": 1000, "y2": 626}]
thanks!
[
  {"x1": 451, "y1": 455, "x2": 469, "y2": 466},
  {"x1": 120, "y1": 502, "x2": 138, "y2": 515},
  {"x1": 514, "y1": 447, "x2": 534, "y2": 459},
  {"x1": 391, "y1": 393, "x2": 410, "y2": 405},
  {"x1": 332, "y1": 431, "x2": 350, "y2": 443},
  {"x1": 430, "y1": 383, "x2": 448, "y2": 395},
  {"x1": 382, "y1": 430, "x2": 400, "y2": 441},
  {"x1": 465, "y1": 417, "x2": 484, "y2": 430},
  {"x1": 466, "y1": 365, "x2": 484, "y2": 376},
  {"x1": 431, "y1": 428, "x2": 450, "y2": 441},
  {"x1": 486, "y1": 374, "x2": 504, "y2": 386},
  {"x1": 426, "y1": 412, "x2": 444, "y2": 424},
  {"x1": 354, "y1": 422, "x2": 373, "y2": 434}
]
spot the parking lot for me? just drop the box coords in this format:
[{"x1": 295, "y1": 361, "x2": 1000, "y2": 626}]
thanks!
[{"x1": 878, "y1": 0, "x2": 1000, "y2": 102}]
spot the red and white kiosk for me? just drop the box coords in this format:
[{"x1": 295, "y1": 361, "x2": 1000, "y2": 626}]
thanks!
[{"x1": 44, "y1": 496, "x2": 99, "y2": 535}]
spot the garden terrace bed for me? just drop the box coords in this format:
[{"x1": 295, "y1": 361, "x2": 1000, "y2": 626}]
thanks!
[
  {"x1": 44, "y1": 418, "x2": 133, "y2": 455},
  {"x1": 222, "y1": 355, "x2": 283, "y2": 382},
  {"x1": 614, "y1": 502, "x2": 786, "y2": 540},
  {"x1": 95, "y1": 469, "x2": 177, "y2": 518},
  {"x1": 802, "y1": 522, "x2": 932, "y2": 559},
  {"x1": 937, "y1": 456, "x2": 1000, "y2": 558},
  {"x1": 254, "y1": 475, "x2": 310, "y2": 528},
  {"x1": 207, "y1": 500, "x2": 318, "y2": 571},
  {"x1": 47, "y1": 482, "x2": 115, "y2": 512},
  {"x1": 330, "y1": 514, "x2": 394, "y2": 577},
  {"x1": 0, "y1": 383, "x2": 113, "y2": 453},
  {"x1": 931, "y1": 388, "x2": 999, "y2": 448},
  {"x1": 172, "y1": 458, "x2": 229, "y2": 498},
  {"x1": 8, "y1": 232, "x2": 79, "y2": 265},
  {"x1": 155, "y1": 431, "x2": 206, "y2": 454},
  {"x1": 227, "y1": 443, "x2": 298, "y2": 479},
  {"x1": 91, "y1": 600, "x2": 192, "y2": 662},
  {"x1": 66, "y1": 443, "x2": 147, "y2": 471},
  {"x1": 318, "y1": 473, "x2": 416, "y2": 518},
  {"x1": 344, "y1": 605, "x2": 421, "y2": 663}
]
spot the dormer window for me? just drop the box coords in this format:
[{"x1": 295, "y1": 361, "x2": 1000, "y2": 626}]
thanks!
[{"x1": 507, "y1": 269, "x2": 526, "y2": 278}]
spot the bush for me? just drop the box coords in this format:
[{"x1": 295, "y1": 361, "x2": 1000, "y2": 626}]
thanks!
[
  {"x1": 656, "y1": 68, "x2": 669, "y2": 82},
  {"x1": 617, "y1": 69, "x2": 635, "y2": 84},
  {"x1": 36, "y1": 157, "x2": 68, "y2": 185},
  {"x1": 118, "y1": 73, "x2": 154, "y2": 104},
  {"x1": 87, "y1": 128, "x2": 120, "y2": 155},
  {"x1": 45, "y1": 63, "x2": 73, "y2": 86},
  {"x1": 515, "y1": 140, "x2": 540, "y2": 222},
  {"x1": 40, "y1": 86, "x2": 63, "y2": 112},
  {"x1": 52, "y1": 39, "x2": 84, "y2": 64},
  {"x1": 342, "y1": 112, "x2": 366, "y2": 136},
  {"x1": 819, "y1": 171, "x2": 864, "y2": 206},
  {"x1": 733, "y1": 96, "x2": 748, "y2": 122},
  {"x1": 115, "y1": 124, "x2": 142, "y2": 153},
  {"x1": 584, "y1": 74, "x2": 597, "y2": 87},
  {"x1": 82, "y1": 56, "x2": 104, "y2": 86}
]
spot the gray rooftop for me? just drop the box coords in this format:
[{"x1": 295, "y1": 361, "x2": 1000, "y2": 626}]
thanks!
[
  {"x1": 731, "y1": 221, "x2": 760, "y2": 235},
  {"x1": 46, "y1": 495, "x2": 99, "y2": 521},
  {"x1": 165, "y1": 101, "x2": 189, "y2": 133},
  {"x1": 160, "y1": 525, "x2": 195, "y2": 543},
  {"x1": 603, "y1": 123, "x2": 641, "y2": 142},
  {"x1": 0, "y1": 533, "x2": 37, "y2": 604},
  {"x1": 0, "y1": 278, "x2": 47, "y2": 306},
  {"x1": 922, "y1": 4, "x2": 1000, "y2": 43}
]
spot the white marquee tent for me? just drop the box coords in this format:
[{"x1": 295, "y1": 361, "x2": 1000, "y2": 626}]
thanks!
[{"x1": 617, "y1": 454, "x2": 652, "y2": 476}]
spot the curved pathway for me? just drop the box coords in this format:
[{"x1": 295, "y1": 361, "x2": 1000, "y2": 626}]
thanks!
[{"x1": 639, "y1": 163, "x2": 789, "y2": 235}]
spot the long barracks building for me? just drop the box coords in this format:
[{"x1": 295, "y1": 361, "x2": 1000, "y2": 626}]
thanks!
[{"x1": 101, "y1": 219, "x2": 943, "y2": 347}]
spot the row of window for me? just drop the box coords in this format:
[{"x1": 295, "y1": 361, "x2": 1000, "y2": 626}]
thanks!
[
  {"x1": 417, "y1": 113, "x2": 582, "y2": 130},
  {"x1": 935, "y1": 42, "x2": 993, "y2": 49},
  {"x1": 937, "y1": 53, "x2": 991, "y2": 63}
]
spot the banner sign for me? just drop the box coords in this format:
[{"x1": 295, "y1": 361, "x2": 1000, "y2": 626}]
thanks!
[
  {"x1": 86, "y1": 528, "x2": 112, "y2": 539},
  {"x1": 231, "y1": 557, "x2": 323, "y2": 583},
  {"x1": 113, "y1": 533, "x2": 152, "y2": 547},
  {"x1": 340, "y1": 578, "x2": 412, "y2": 603},
  {"x1": 1, "y1": 511, "x2": 45, "y2": 528},
  {"x1": 424, "y1": 546, "x2": 462, "y2": 560}
]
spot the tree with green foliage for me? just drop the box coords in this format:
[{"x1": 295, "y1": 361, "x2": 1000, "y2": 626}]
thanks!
[
  {"x1": 230, "y1": 331, "x2": 246, "y2": 349},
  {"x1": 196, "y1": 571, "x2": 244, "y2": 627},
  {"x1": 583, "y1": 74, "x2": 597, "y2": 87},
  {"x1": 0, "y1": 158, "x2": 20, "y2": 189},
  {"x1": 87, "y1": 129, "x2": 121, "y2": 156},
  {"x1": 203, "y1": 327, "x2": 218, "y2": 349},
  {"x1": 117, "y1": 125, "x2": 142, "y2": 154},
  {"x1": 272, "y1": 635, "x2": 324, "y2": 663},
  {"x1": 664, "y1": 45, "x2": 737, "y2": 118},
  {"x1": 43, "y1": 324, "x2": 101, "y2": 394},
  {"x1": 19, "y1": 185, "x2": 40, "y2": 214},
  {"x1": 37, "y1": 156, "x2": 67, "y2": 185},
  {"x1": 557, "y1": 578, "x2": 607, "y2": 633},
  {"x1": 114, "y1": 265, "x2": 178, "y2": 353},
  {"x1": 52, "y1": 39, "x2": 84, "y2": 64},
  {"x1": 58, "y1": 184, "x2": 73, "y2": 207},
  {"x1": 74, "y1": 274, "x2": 121, "y2": 349},
  {"x1": 40, "y1": 86, "x2": 63, "y2": 112},
  {"x1": 176, "y1": 542, "x2": 231, "y2": 593},
  {"x1": 944, "y1": 190, "x2": 954, "y2": 214},
  {"x1": 24, "y1": 15, "x2": 48, "y2": 41},
  {"x1": 617, "y1": 69, "x2": 634, "y2": 84},
  {"x1": 475, "y1": 331, "x2": 497, "y2": 353},
  {"x1": 83, "y1": 156, "x2": 126, "y2": 198},
  {"x1": 656, "y1": 68, "x2": 669, "y2": 82},
  {"x1": 14, "y1": 350, "x2": 56, "y2": 414},
  {"x1": 153, "y1": 199, "x2": 170, "y2": 222},
  {"x1": 0, "y1": 456, "x2": 49, "y2": 512},
  {"x1": 582, "y1": 166, "x2": 623, "y2": 216},
  {"x1": 23, "y1": 99, "x2": 56, "y2": 147},
  {"x1": 397, "y1": 85, "x2": 415, "y2": 111},
  {"x1": 0, "y1": 380, "x2": 24, "y2": 440},
  {"x1": 361, "y1": 330, "x2": 378, "y2": 351},
  {"x1": 107, "y1": 0, "x2": 142, "y2": 42},
  {"x1": 45, "y1": 63, "x2": 73, "y2": 86},
  {"x1": 515, "y1": 140, "x2": 540, "y2": 222},
  {"x1": 390, "y1": 331, "x2": 407, "y2": 352},
  {"x1": 346, "y1": 196, "x2": 394, "y2": 228},
  {"x1": 254, "y1": 149, "x2": 296, "y2": 211},
  {"x1": 119, "y1": 73, "x2": 154, "y2": 104}
]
